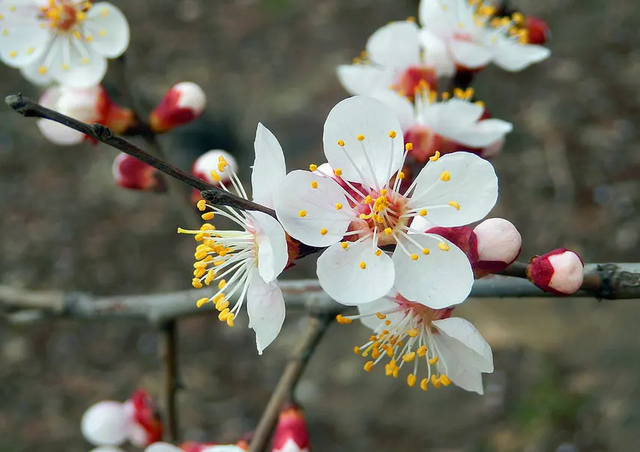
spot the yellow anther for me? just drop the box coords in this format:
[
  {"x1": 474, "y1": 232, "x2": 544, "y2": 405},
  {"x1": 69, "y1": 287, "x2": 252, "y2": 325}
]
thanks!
[
  {"x1": 475, "y1": 100, "x2": 486, "y2": 108},
  {"x1": 411, "y1": 254, "x2": 419, "y2": 261},
  {"x1": 428, "y1": 356, "x2": 439, "y2": 365},
  {"x1": 386, "y1": 346, "x2": 394, "y2": 357},
  {"x1": 365, "y1": 195, "x2": 373, "y2": 204},
  {"x1": 418, "y1": 209, "x2": 427, "y2": 217},
  {"x1": 407, "y1": 373, "x2": 417, "y2": 387},
  {"x1": 431, "y1": 375, "x2": 442, "y2": 388},
  {"x1": 405, "y1": 143, "x2": 413, "y2": 151},
  {"x1": 380, "y1": 189, "x2": 388, "y2": 196},
  {"x1": 448, "y1": 201, "x2": 460, "y2": 210},
  {"x1": 200, "y1": 223, "x2": 215, "y2": 231},
  {"x1": 359, "y1": 261, "x2": 367, "y2": 270},
  {"x1": 309, "y1": 164, "x2": 318, "y2": 171},
  {"x1": 341, "y1": 242, "x2": 348, "y2": 249},
  {"x1": 310, "y1": 181, "x2": 318, "y2": 189},
  {"x1": 407, "y1": 328, "x2": 418, "y2": 337},
  {"x1": 298, "y1": 210, "x2": 307, "y2": 217},
  {"x1": 372, "y1": 348, "x2": 381, "y2": 359},
  {"x1": 226, "y1": 313, "x2": 235, "y2": 327},
  {"x1": 195, "y1": 250, "x2": 208, "y2": 260},
  {"x1": 420, "y1": 378, "x2": 429, "y2": 391},
  {"x1": 392, "y1": 368, "x2": 399, "y2": 378},
  {"x1": 430, "y1": 151, "x2": 441, "y2": 161},
  {"x1": 438, "y1": 242, "x2": 451, "y2": 252},
  {"x1": 196, "y1": 297, "x2": 210, "y2": 308},
  {"x1": 406, "y1": 15, "x2": 416, "y2": 22},
  {"x1": 210, "y1": 170, "x2": 221, "y2": 182},
  {"x1": 215, "y1": 299, "x2": 229, "y2": 312},
  {"x1": 38, "y1": 66, "x2": 48, "y2": 74},
  {"x1": 420, "y1": 247, "x2": 430, "y2": 256},
  {"x1": 201, "y1": 212, "x2": 215, "y2": 221},
  {"x1": 402, "y1": 352, "x2": 416, "y2": 362},
  {"x1": 357, "y1": 134, "x2": 365, "y2": 141},
  {"x1": 9, "y1": 51, "x2": 16, "y2": 58},
  {"x1": 353, "y1": 346, "x2": 361, "y2": 354},
  {"x1": 320, "y1": 228, "x2": 328, "y2": 235},
  {"x1": 440, "y1": 170, "x2": 451, "y2": 182},
  {"x1": 388, "y1": 130, "x2": 397, "y2": 138},
  {"x1": 193, "y1": 267, "x2": 206, "y2": 278},
  {"x1": 441, "y1": 92, "x2": 451, "y2": 100},
  {"x1": 375, "y1": 249, "x2": 382, "y2": 256},
  {"x1": 385, "y1": 320, "x2": 392, "y2": 326},
  {"x1": 337, "y1": 140, "x2": 345, "y2": 146},
  {"x1": 385, "y1": 363, "x2": 394, "y2": 376},
  {"x1": 512, "y1": 11, "x2": 524, "y2": 24},
  {"x1": 384, "y1": 227, "x2": 393, "y2": 235},
  {"x1": 335, "y1": 203, "x2": 343, "y2": 210},
  {"x1": 336, "y1": 314, "x2": 352, "y2": 324},
  {"x1": 192, "y1": 278, "x2": 203, "y2": 289},
  {"x1": 205, "y1": 269, "x2": 215, "y2": 285},
  {"x1": 397, "y1": 171, "x2": 405, "y2": 180},
  {"x1": 217, "y1": 279, "x2": 226, "y2": 290},
  {"x1": 364, "y1": 361, "x2": 374, "y2": 372},
  {"x1": 376, "y1": 312, "x2": 387, "y2": 320},
  {"x1": 334, "y1": 168, "x2": 343, "y2": 177},
  {"x1": 197, "y1": 199, "x2": 207, "y2": 211},
  {"x1": 417, "y1": 345, "x2": 427, "y2": 357},
  {"x1": 218, "y1": 308, "x2": 230, "y2": 321},
  {"x1": 440, "y1": 374, "x2": 452, "y2": 386}
]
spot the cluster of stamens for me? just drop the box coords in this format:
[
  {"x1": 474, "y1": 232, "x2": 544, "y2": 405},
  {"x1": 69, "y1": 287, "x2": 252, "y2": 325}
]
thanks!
[{"x1": 41, "y1": 0, "x2": 92, "y2": 31}]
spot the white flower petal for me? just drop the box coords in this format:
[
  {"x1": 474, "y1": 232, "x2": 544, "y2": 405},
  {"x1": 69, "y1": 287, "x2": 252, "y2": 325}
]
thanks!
[
  {"x1": 366, "y1": 20, "x2": 420, "y2": 70},
  {"x1": 336, "y1": 64, "x2": 396, "y2": 96},
  {"x1": 48, "y1": 39, "x2": 107, "y2": 88},
  {"x1": 247, "y1": 210, "x2": 288, "y2": 284},
  {"x1": 432, "y1": 335, "x2": 485, "y2": 394},
  {"x1": 273, "y1": 170, "x2": 352, "y2": 247},
  {"x1": 144, "y1": 442, "x2": 184, "y2": 452},
  {"x1": 419, "y1": 29, "x2": 455, "y2": 76},
  {"x1": 357, "y1": 295, "x2": 404, "y2": 330},
  {"x1": 371, "y1": 90, "x2": 415, "y2": 132},
  {"x1": 419, "y1": 0, "x2": 451, "y2": 37},
  {"x1": 247, "y1": 268, "x2": 285, "y2": 355},
  {"x1": 90, "y1": 447, "x2": 126, "y2": 452},
  {"x1": 491, "y1": 37, "x2": 551, "y2": 71},
  {"x1": 0, "y1": 11, "x2": 50, "y2": 68},
  {"x1": 392, "y1": 234, "x2": 472, "y2": 308},
  {"x1": 86, "y1": 2, "x2": 130, "y2": 58},
  {"x1": 449, "y1": 39, "x2": 492, "y2": 69},
  {"x1": 201, "y1": 447, "x2": 248, "y2": 452},
  {"x1": 432, "y1": 317, "x2": 493, "y2": 372},
  {"x1": 409, "y1": 152, "x2": 498, "y2": 227},
  {"x1": 317, "y1": 240, "x2": 394, "y2": 305},
  {"x1": 81, "y1": 401, "x2": 130, "y2": 446},
  {"x1": 20, "y1": 59, "x2": 53, "y2": 86},
  {"x1": 37, "y1": 118, "x2": 85, "y2": 145},
  {"x1": 456, "y1": 118, "x2": 513, "y2": 148},
  {"x1": 323, "y1": 96, "x2": 404, "y2": 186},
  {"x1": 251, "y1": 123, "x2": 287, "y2": 209}
]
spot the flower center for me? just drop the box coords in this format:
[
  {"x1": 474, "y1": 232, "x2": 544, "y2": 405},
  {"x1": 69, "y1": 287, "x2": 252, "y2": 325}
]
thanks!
[
  {"x1": 41, "y1": 0, "x2": 90, "y2": 31},
  {"x1": 355, "y1": 189, "x2": 409, "y2": 247},
  {"x1": 390, "y1": 66, "x2": 438, "y2": 99}
]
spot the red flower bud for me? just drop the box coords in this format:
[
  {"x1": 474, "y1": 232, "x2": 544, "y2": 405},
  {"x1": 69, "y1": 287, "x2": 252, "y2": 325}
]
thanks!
[
  {"x1": 271, "y1": 402, "x2": 310, "y2": 452},
  {"x1": 150, "y1": 82, "x2": 206, "y2": 133},
  {"x1": 527, "y1": 249, "x2": 584, "y2": 295},
  {"x1": 471, "y1": 218, "x2": 522, "y2": 276},
  {"x1": 126, "y1": 389, "x2": 163, "y2": 447},
  {"x1": 526, "y1": 16, "x2": 550, "y2": 45},
  {"x1": 112, "y1": 153, "x2": 166, "y2": 192}
]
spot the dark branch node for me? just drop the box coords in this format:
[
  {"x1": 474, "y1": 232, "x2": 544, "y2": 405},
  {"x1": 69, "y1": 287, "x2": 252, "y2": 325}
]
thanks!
[{"x1": 200, "y1": 189, "x2": 277, "y2": 217}]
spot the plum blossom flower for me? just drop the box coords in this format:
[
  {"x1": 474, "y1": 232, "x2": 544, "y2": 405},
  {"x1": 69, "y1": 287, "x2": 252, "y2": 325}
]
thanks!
[
  {"x1": 38, "y1": 84, "x2": 134, "y2": 145},
  {"x1": 338, "y1": 290, "x2": 493, "y2": 393},
  {"x1": 179, "y1": 124, "x2": 288, "y2": 354},
  {"x1": 0, "y1": 1, "x2": 130, "y2": 87},
  {"x1": 419, "y1": 0, "x2": 550, "y2": 71},
  {"x1": 337, "y1": 20, "x2": 454, "y2": 99},
  {"x1": 274, "y1": 96, "x2": 498, "y2": 306},
  {"x1": 192, "y1": 150, "x2": 238, "y2": 187},
  {"x1": 145, "y1": 443, "x2": 246, "y2": 452},
  {"x1": 381, "y1": 84, "x2": 512, "y2": 162}
]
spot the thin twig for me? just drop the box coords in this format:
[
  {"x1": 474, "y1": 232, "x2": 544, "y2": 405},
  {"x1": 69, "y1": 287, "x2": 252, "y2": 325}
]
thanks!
[
  {"x1": 248, "y1": 314, "x2": 333, "y2": 452},
  {"x1": 160, "y1": 320, "x2": 180, "y2": 442},
  {"x1": 4, "y1": 94, "x2": 276, "y2": 217}
]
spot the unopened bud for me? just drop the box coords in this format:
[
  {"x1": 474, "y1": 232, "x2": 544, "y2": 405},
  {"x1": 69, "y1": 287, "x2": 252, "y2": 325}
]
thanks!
[
  {"x1": 526, "y1": 16, "x2": 550, "y2": 45},
  {"x1": 472, "y1": 218, "x2": 522, "y2": 274},
  {"x1": 527, "y1": 249, "x2": 584, "y2": 295},
  {"x1": 192, "y1": 149, "x2": 238, "y2": 186},
  {"x1": 272, "y1": 402, "x2": 311, "y2": 452},
  {"x1": 149, "y1": 82, "x2": 206, "y2": 133},
  {"x1": 421, "y1": 222, "x2": 475, "y2": 258},
  {"x1": 112, "y1": 153, "x2": 166, "y2": 192},
  {"x1": 81, "y1": 401, "x2": 130, "y2": 446},
  {"x1": 125, "y1": 389, "x2": 163, "y2": 447}
]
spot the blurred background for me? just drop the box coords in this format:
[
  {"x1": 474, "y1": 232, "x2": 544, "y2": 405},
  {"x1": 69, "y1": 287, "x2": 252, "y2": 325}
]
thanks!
[{"x1": 1, "y1": 0, "x2": 640, "y2": 451}]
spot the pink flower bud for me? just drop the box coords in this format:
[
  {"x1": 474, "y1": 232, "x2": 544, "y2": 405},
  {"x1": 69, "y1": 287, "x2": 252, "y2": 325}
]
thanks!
[
  {"x1": 527, "y1": 249, "x2": 584, "y2": 295},
  {"x1": 150, "y1": 82, "x2": 206, "y2": 133},
  {"x1": 271, "y1": 402, "x2": 310, "y2": 452},
  {"x1": 472, "y1": 218, "x2": 522, "y2": 274},
  {"x1": 192, "y1": 149, "x2": 238, "y2": 186},
  {"x1": 125, "y1": 389, "x2": 163, "y2": 447},
  {"x1": 526, "y1": 16, "x2": 550, "y2": 45},
  {"x1": 112, "y1": 153, "x2": 166, "y2": 192}
]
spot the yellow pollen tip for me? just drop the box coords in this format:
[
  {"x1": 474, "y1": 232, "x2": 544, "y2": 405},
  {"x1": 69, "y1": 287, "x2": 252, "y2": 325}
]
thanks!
[
  {"x1": 218, "y1": 279, "x2": 226, "y2": 290},
  {"x1": 411, "y1": 254, "x2": 419, "y2": 260},
  {"x1": 356, "y1": 134, "x2": 365, "y2": 141},
  {"x1": 335, "y1": 203, "x2": 343, "y2": 210},
  {"x1": 429, "y1": 356, "x2": 439, "y2": 365},
  {"x1": 196, "y1": 297, "x2": 210, "y2": 308},
  {"x1": 196, "y1": 199, "x2": 207, "y2": 211},
  {"x1": 192, "y1": 279, "x2": 203, "y2": 289},
  {"x1": 337, "y1": 140, "x2": 345, "y2": 146},
  {"x1": 402, "y1": 352, "x2": 416, "y2": 362},
  {"x1": 448, "y1": 201, "x2": 460, "y2": 210},
  {"x1": 320, "y1": 228, "x2": 328, "y2": 235},
  {"x1": 365, "y1": 195, "x2": 373, "y2": 204},
  {"x1": 417, "y1": 345, "x2": 427, "y2": 357},
  {"x1": 420, "y1": 378, "x2": 429, "y2": 391},
  {"x1": 375, "y1": 249, "x2": 382, "y2": 256},
  {"x1": 422, "y1": 247, "x2": 430, "y2": 255},
  {"x1": 310, "y1": 181, "x2": 318, "y2": 189},
  {"x1": 218, "y1": 308, "x2": 230, "y2": 321},
  {"x1": 397, "y1": 171, "x2": 405, "y2": 180},
  {"x1": 359, "y1": 261, "x2": 367, "y2": 270},
  {"x1": 364, "y1": 361, "x2": 374, "y2": 372},
  {"x1": 405, "y1": 143, "x2": 413, "y2": 151},
  {"x1": 226, "y1": 313, "x2": 235, "y2": 327},
  {"x1": 334, "y1": 168, "x2": 343, "y2": 177},
  {"x1": 440, "y1": 170, "x2": 451, "y2": 182},
  {"x1": 388, "y1": 130, "x2": 397, "y2": 138},
  {"x1": 210, "y1": 170, "x2": 221, "y2": 182},
  {"x1": 384, "y1": 227, "x2": 393, "y2": 235},
  {"x1": 407, "y1": 374, "x2": 417, "y2": 387},
  {"x1": 298, "y1": 210, "x2": 307, "y2": 217},
  {"x1": 385, "y1": 320, "x2": 392, "y2": 326},
  {"x1": 440, "y1": 374, "x2": 452, "y2": 386},
  {"x1": 438, "y1": 242, "x2": 451, "y2": 252},
  {"x1": 407, "y1": 328, "x2": 419, "y2": 338},
  {"x1": 341, "y1": 242, "x2": 348, "y2": 249},
  {"x1": 309, "y1": 164, "x2": 318, "y2": 171},
  {"x1": 430, "y1": 151, "x2": 441, "y2": 162},
  {"x1": 376, "y1": 312, "x2": 386, "y2": 320},
  {"x1": 419, "y1": 209, "x2": 427, "y2": 216},
  {"x1": 353, "y1": 346, "x2": 361, "y2": 354},
  {"x1": 336, "y1": 314, "x2": 352, "y2": 324},
  {"x1": 201, "y1": 212, "x2": 215, "y2": 220}
]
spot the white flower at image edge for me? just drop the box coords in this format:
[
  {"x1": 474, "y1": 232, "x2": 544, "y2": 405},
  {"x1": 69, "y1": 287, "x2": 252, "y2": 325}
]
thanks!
[
  {"x1": 274, "y1": 96, "x2": 498, "y2": 307},
  {"x1": 0, "y1": 0, "x2": 130, "y2": 88},
  {"x1": 145, "y1": 442, "x2": 246, "y2": 452},
  {"x1": 419, "y1": 0, "x2": 550, "y2": 71},
  {"x1": 180, "y1": 123, "x2": 288, "y2": 354}
]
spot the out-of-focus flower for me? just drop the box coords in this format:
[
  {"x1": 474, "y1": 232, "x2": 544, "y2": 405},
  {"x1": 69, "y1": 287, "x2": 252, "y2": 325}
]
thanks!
[
  {"x1": 146, "y1": 443, "x2": 246, "y2": 452},
  {"x1": 337, "y1": 20, "x2": 454, "y2": 98},
  {"x1": 527, "y1": 249, "x2": 584, "y2": 295},
  {"x1": 524, "y1": 16, "x2": 550, "y2": 46},
  {"x1": 192, "y1": 150, "x2": 238, "y2": 186},
  {"x1": 149, "y1": 82, "x2": 206, "y2": 133},
  {"x1": 380, "y1": 84, "x2": 512, "y2": 162},
  {"x1": 81, "y1": 390, "x2": 162, "y2": 448},
  {"x1": 272, "y1": 402, "x2": 310, "y2": 452},
  {"x1": 419, "y1": 0, "x2": 550, "y2": 71},
  {"x1": 179, "y1": 442, "x2": 219, "y2": 452},
  {"x1": 338, "y1": 290, "x2": 493, "y2": 393},
  {"x1": 112, "y1": 153, "x2": 165, "y2": 192},
  {"x1": 179, "y1": 124, "x2": 288, "y2": 354},
  {"x1": 0, "y1": 1, "x2": 129, "y2": 87},
  {"x1": 89, "y1": 447, "x2": 125, "y2": 452},
  {"x1": 274, "y1": 96, "x2": 497, "y2": 307},
  {"x1": 37, "y1": 84, "x2": 134, "y2": 146}
]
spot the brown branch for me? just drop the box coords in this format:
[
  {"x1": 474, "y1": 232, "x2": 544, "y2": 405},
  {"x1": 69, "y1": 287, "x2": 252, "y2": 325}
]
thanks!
[
  {"x1": 160, "y1": 320, "x2": 180, "y2": 442},
  {"x1": 248, "y1": 314, "x2": 333, "y2": 452},
  {"x1": 4, "y1": 94, "x2": 276, "y2": 218}
]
